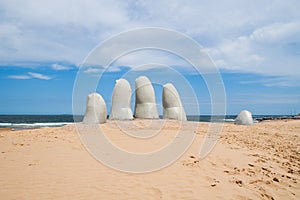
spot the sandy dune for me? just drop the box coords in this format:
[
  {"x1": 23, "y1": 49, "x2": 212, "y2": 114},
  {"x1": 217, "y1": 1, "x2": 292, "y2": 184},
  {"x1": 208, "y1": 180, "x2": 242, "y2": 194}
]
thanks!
[{"x1": 0, "y1": 120, "x2": 299, "y2": 199}]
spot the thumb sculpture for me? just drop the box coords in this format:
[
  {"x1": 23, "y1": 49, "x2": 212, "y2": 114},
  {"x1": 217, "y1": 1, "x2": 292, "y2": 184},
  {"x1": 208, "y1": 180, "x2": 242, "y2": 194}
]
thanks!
[
  {"x1": 109, "y1": 79, "x2": 133, "y2": 120},
  {"x1": 162, "y1": 83, "x2": 187, "y2": 121},
  {"x1": 134, "y1": 76, "x2": 159, "y2": 119},
  {"x1": 83, "y1": 92, "x2": 107, "y2": 124},
  {"x1": 234, "y1": 110, "x2": 253, "y2": 125}
]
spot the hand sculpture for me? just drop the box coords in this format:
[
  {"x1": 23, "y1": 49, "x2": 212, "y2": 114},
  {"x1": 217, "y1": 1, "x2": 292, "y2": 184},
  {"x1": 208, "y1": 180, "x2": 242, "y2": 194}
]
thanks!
[
  {"x1": 134, "y1": 76, "x2": 159, "y2": 119},
  {"x1": 234, "y1": 110, "x2": 253, "y2": 125},
  {"x1": 162, "y1": 83, "x2": 187, "y2": 121},
  {"x1": 83, "y1": 93, "x2": 107, "y2": 124},
  {"x1": 109, "y1": 79, "x2": 133, "y2": 120}
]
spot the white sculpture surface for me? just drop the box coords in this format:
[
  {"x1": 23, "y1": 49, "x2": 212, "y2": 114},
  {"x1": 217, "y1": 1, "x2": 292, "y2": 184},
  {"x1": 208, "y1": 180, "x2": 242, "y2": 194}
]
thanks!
[
  {"x1": 134, "y1": 76, "x2": 159, "y2": 119},
  {"x1": 109, "y1": 79, "x2": 133, "y2": 120},
  {"x1": 162, "y1": 83, "x2": 187, "y2": 121},
  {"x1": 234, "y1": 110, "x2": 253, "y2": 125},
  {"x1": 83, "y1": 93, "x2": 107, "y2": 124}
]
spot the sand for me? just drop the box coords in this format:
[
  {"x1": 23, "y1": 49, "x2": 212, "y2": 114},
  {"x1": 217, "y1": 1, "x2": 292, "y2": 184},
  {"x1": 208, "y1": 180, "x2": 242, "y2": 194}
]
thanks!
[{"x1": 0, "y1": 120, "x2": 299, "y2": 199}]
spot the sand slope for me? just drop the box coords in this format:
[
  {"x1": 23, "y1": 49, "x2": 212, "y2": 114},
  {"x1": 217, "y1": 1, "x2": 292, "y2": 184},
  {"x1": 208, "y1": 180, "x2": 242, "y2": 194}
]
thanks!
[{"x1": 0, "y1": 120, "x2": 299, "y2": 199}]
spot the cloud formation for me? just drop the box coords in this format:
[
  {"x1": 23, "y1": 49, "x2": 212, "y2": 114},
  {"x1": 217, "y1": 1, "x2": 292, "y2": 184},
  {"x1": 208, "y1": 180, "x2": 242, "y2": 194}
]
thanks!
[
  {"x1": 8, "y1": 75, "x2": 31, "y2": 80},
  {"x1": 51, "y1": 64, "x2": 72, "y2": 71},
  {"x1": 28, "y1": 72, "x2": 51, "y2": 80},
  {"x1": 8, "y1": 72, "x2": 52, "y2": 80},
  {"x1": 210, "y1": 21, "x2": 300, "y2": 77},
  {"x1": 0, "y1": 0, "x2": 299, "y2": 80}
]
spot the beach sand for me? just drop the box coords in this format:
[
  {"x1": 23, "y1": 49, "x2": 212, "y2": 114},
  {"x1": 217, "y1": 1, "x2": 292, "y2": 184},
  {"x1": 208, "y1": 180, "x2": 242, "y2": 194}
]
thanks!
[{"x1": 0, "y1": 120, "x2": 299, "y2": 199}]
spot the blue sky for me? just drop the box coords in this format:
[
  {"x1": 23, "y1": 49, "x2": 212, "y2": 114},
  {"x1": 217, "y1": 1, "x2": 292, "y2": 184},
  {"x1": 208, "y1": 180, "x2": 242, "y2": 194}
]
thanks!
[{"x1": 0, "y1": 0, "x2": 299, "y2": 115}]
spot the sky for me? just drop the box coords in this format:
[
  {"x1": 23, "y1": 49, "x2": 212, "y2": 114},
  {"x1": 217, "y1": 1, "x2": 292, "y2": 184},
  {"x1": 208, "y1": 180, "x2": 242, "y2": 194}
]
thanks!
[{"x1": 0, "y1": 0, "x2": 299, "y2": 115}]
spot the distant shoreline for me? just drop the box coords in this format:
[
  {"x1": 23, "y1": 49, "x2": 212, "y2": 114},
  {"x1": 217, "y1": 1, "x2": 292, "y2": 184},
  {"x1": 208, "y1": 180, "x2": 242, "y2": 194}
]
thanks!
[
  {"x1": 255, "y1": 115, "x2": 300, "y2": 122},
  {"x1": 0, "y1": 114, "x2": 299, "y2": 131}
]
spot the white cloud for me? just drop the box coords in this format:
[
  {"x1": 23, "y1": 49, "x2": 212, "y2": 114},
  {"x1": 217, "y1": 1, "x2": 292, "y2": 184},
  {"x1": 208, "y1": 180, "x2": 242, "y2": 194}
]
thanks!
[
  {"x1": 112, "y1": 50, "x2": 189, "y2": 69},
  {"x1": 8, "y1": 75, "x2": 31, "y2": 80},
  {"x1": 106, "y1": 66, "x2": 123, "y2": 73},
  {"x1": 0, "y1": 0, "x2": 130, "y2": 65},
  {"x1": 83, "y1": 68, "x2": 103, "y2": 74},
  {"x1": 28, "y1": 72, "x2": 51, "y2": 80},
  {"x1": 0, "y1": 0, "x2": 129, "y2": 29},
  {"x1": 8, "y1": 72, "x2": 52, "y2": 80},
  {"x1": 209, "y1": 21, "x2": 300, "y2": 77},
  {"x1": 51, "y1": 64, "x2": 72, "y2": 70},
  {"x1": 83, "y1": 66, "x2": 125, "y2": 74},
  {"x1": 250, "y1": 22, "x2": 300, "y2": 43},
  {"x1": 0, "y1": 0, "x2": 299, "y2": 81}
]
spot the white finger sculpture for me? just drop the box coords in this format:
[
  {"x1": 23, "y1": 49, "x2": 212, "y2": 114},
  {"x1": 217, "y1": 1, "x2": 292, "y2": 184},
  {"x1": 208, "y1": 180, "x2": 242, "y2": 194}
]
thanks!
[
  {"x1": 109, "y1": 79, "x2": 133, "y2": 120},
  {"x1": 83, "y1": 93, "x2": 107, "y2": 124},
  {"x1": 162, "y1": 83, "x2": 187, "y2": 121},
  {"x1": 134, "y1": 76, "x2": 159, "y2": 119},
  {"x1": 234, "y1": 110, "x2": 253, "y2": 125}
]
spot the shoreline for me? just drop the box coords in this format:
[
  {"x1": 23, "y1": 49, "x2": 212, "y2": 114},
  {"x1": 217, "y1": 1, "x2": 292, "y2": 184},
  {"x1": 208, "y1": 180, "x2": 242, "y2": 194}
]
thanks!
[
  {"x1": 256, "y1": 115, "x2": 300, "y2": 122},
  {"x1": 0, "y1": 116, "x2": 299, "y2": 131}
]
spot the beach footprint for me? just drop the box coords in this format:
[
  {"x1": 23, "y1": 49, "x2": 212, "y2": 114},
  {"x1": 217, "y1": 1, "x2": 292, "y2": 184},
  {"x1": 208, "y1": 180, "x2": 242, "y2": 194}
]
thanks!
[{"x1": 182, "y1": 155, "x2": 200, "y2": 167}]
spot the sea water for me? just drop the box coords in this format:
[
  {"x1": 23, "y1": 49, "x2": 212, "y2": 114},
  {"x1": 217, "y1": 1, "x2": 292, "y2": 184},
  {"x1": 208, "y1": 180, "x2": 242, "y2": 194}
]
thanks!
[{"x1": 0, "y1": 115, "x2": 81, "y2": 129}]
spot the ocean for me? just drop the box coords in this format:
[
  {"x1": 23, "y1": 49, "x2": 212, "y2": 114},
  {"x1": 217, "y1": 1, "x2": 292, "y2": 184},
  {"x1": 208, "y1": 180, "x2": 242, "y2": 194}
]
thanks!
[
  {"x1": 0, "y1": 114, "x2": 296, "y2": 129},
  {"x1": 0, "y1": 115, "x2": 79, "y2": 129}
]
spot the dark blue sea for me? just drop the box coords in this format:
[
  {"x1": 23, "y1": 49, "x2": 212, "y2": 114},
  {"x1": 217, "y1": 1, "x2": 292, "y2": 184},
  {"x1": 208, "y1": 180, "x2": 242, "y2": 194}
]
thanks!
[
  {"x1": 0, "y1": 115, "x2": 80, "y2": 129},
  {"x1": 0, "y1": 114, "x2": 295, "y2": 129}
]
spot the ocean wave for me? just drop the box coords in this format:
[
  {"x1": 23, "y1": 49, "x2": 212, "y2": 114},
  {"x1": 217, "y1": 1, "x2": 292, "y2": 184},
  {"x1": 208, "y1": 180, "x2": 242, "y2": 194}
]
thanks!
[
  {"x1": 0, "y1": 123, "x2": 12, "y2": 126},
  {"x1": 0, "y1": 122, "x2": 73, "y2": 129},
  {"x1": 223, "y1": 119, "x2": 235, "y2": 122}
]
